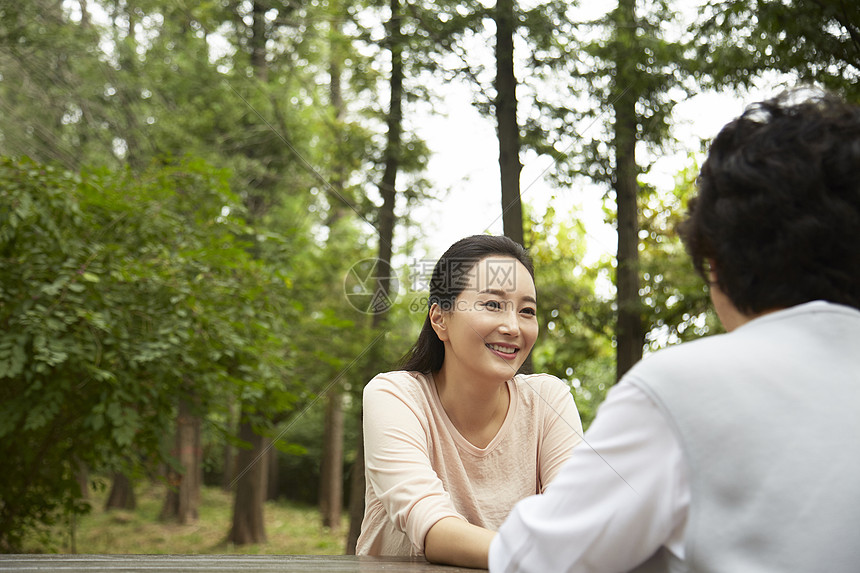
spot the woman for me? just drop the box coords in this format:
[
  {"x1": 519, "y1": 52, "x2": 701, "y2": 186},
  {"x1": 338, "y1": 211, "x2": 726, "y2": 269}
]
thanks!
[{"x1": 356, "y1": 235, "x2": 583, "y2": 568}]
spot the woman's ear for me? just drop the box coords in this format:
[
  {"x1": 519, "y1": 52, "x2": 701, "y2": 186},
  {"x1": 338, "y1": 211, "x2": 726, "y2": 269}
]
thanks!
[
  {"x1": 429, "y1": 303, "x2": 449, "y2": 342},
  {"x1": 706, "y1": 258, "x2": 719, "y2": 285}
]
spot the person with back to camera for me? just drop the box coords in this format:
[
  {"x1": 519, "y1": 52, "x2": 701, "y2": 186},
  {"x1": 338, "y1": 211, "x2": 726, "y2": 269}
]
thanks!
[
  {"x1": 489, "y1": 88, "x2": 860, "y2": 572},
  {"x1": 355, "y1": 234, "x2": 584, "y2": 568}
]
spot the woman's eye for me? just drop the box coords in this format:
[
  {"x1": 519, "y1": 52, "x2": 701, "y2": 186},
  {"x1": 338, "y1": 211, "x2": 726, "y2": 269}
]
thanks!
[
  {"x1": 483, "y1": 300, "x2": 502, "y2": 310},
  {"x1": 521, "y1": 307, "x2": 537, "y2": 316}
]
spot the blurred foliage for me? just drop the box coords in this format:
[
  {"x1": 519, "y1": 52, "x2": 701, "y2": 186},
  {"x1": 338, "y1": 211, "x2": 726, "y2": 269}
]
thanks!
[
  {"x1": 0, "y1": 155, "x2": 295, "y2": 549},
  {"x1": 639, "y1": 162, "x2": 722, "y2": 351},
  {"x1": 694, "y1": 0, "x2": 860, "y2": 101},
  {"x1": 527, "y1": 161, "x2": 720, "y2": 428},
  {"x1": 526, "y1": 205, "x2": 615, "y2": 427}
]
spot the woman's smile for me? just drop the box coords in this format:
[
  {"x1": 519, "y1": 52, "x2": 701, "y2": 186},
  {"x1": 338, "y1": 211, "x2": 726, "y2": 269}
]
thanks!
[{"x1": 486, "y1": 343, "x2": 519, "y2": 358}]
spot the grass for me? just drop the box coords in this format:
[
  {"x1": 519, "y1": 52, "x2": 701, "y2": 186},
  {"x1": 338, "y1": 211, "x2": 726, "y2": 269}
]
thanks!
[{"x1": 22, "y1": 481, "x2": 347, "y2": 555}]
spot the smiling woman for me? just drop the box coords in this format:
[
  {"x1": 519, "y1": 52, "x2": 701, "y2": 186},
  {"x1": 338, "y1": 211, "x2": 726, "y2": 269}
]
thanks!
[{"x1": 355, "y1": 235, "x2": 584, "y2": 569}]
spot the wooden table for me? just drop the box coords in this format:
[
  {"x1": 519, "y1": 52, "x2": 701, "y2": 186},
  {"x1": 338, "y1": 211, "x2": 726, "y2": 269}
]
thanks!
[{"x1": 0, "y1": 555, "x2": 486, "y2": 572}]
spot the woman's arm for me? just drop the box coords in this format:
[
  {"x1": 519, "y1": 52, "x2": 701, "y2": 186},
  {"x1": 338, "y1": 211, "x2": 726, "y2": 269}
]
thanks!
[
  {"x1": 424, "y1": 516, "x2": 496, "y2": 569},
  {"x1": 362, "y1": 375, "x2": 463, "y2": 552},
  {"x1": 534, "y1": 375, "x2": 584, "y2": 489}
]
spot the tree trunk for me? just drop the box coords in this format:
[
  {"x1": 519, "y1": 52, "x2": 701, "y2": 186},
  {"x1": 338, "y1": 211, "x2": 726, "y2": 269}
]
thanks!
[
  {"x1": 104, "y1": 473, "x2": 136, "y2": 511},
  {"x1": 320, "y1": 391, "x2": 345, "y2": 530},
  {"x1": 345, "y1": 435, "x2": 365, "y2": 554},
  {"x1": 76, "y1": 460, "x2": 89, "y2": 500},
  {"x1": 266, "y1": 439, "x2": 279, "y2": 501},
  {"x1": 371, "y1": 0, "x2": 401, "y2": 317},
  {"x1": 319, "y1": 10, "x2": 347, "y2": 532},
  {"x1": 226, "y1": 419, "x2": 268, "y2": 545},
  {"x1": 324, "y1": 2, "x2": 350, "y2": 228},
  {"x1": 222, "y1": 400, "x2": 236, "y2": 491},
  {"x1": 249, "y1": 1, "x2": 268, "y2": 81},
  {"x1": 613, "y1": 0, "x2": 643, "y2": 381},
  {"x1": 346, "y1": 0, "x2": 403, "y2": 552},
  {"x1": 225, "y1": 0, "x2": 271, "y2": 546},
  {"x1": 495, "y1": 0, "x2": 524, "y2": 248},
  {"x1": 114, "y1": 1, "x2": 142, "y2": 170},
  {"x1": 160, "y1": 397, "x2": 202, "y2": 523},
  {"x1": 78, "y1": 0, "x2": 90, "y2": 28}
]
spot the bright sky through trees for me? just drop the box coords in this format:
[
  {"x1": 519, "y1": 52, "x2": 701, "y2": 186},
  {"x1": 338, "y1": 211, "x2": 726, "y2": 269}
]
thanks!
[
  {"x1": 404, "y1": 0, "x2": 794, "y2": 266},
  {"x1": 414, "y1": 77, "x2": 782, "y2": 263}
]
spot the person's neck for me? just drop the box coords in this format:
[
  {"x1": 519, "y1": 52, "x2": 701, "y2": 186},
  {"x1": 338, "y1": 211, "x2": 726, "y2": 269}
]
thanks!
[{"x1": 433, "y1": 366, "x2": 510, "y2": 448}]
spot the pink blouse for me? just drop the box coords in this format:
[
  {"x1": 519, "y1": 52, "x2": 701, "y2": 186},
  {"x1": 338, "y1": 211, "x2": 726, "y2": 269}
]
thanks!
[{"x1": 356, "y1": 370, "x2": 583, "y2": 556}]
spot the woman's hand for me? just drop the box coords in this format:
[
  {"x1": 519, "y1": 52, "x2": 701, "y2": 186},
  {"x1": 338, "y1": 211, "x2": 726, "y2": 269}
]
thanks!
[{"x1": 424, "y1": 516, "x2": 496, "y2": 569}]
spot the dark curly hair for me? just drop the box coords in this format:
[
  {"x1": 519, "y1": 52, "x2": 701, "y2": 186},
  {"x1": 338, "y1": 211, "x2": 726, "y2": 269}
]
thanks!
[
  {"x1": 678, "y1": 88, "x2": 860, "y2": 314},
  {"x1": 400, "y1": 235, "x2": 534, "y2": 373}
]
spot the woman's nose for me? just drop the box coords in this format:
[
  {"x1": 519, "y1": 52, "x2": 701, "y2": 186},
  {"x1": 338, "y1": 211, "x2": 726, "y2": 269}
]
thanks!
[{"x1": 498, "y1": 308, "x2": 520, "y2": 335}]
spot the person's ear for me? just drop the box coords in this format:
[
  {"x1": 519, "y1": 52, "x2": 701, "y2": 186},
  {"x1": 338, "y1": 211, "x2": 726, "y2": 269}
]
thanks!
[
  {"x1": 429, "y1": 303, "x2": 449, "y2": 342},
  {"x1": 706, "y1": 258, "x2": 719, "y2": 286}
]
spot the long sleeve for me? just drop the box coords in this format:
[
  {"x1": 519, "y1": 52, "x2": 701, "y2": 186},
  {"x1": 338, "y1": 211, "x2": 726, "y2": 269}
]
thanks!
[
  {"x1": 525, "y1": 375, "x2": 583, "y2": 491},
  {"x1": 362, "y1": 374, "x2": 465, "y2": 554}
]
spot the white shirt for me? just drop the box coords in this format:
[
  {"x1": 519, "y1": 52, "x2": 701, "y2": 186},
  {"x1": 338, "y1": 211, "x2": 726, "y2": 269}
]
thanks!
[{"x1": 489, "y1": 381, "x2": 689, "y2": 573}]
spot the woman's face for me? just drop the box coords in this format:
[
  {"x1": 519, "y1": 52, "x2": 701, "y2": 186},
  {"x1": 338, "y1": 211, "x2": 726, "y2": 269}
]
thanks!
[{"x1": 431, "y1": 256, "x2": 538, "y2": 383}]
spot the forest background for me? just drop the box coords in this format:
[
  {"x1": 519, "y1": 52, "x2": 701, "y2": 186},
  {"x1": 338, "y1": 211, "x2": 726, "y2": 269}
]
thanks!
[{"x1": 1, "y1": 0, "x2": 857, "y2": 555}]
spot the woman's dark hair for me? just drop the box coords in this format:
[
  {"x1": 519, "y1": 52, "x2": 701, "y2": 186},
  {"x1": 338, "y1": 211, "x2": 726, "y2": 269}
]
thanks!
[
  {"x1": 678, "y1": 88, "x2": 860, "y2": 314},
  {"x1": 400, "y1": 235, "x2": 534, "y2": 373}
]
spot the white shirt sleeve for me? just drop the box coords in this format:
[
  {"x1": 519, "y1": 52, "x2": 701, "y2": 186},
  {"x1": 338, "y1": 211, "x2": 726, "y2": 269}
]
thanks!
[{"x1": 489, "y1": 381, "x2": 689, "y2": 573}]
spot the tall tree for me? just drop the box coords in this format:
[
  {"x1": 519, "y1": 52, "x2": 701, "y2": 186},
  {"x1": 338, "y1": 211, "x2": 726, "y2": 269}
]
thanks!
[
  {"x1": 496, "y1": 0, "x2": 525, "y2": 245},
  {"x1": 317, "y1": 0, "x2": 361, "y2": 533},
  {"x1": 104, "y1": 473, "x2": 136, "y2": 511},
  {"x1": 108, "y1": 0, "x2": 146, "y2": 170},
  {"x1": 611, "y1": 0, "x2": 643, "y2": 381},
  {"x1": 319, "y1": 387, "x2": 345, "y2": 530},
  {"x1": 226, "y1": 0, "x2": 274, "y2": 544},
  {"x1": 160, "y1": 394, "x2": 202, "y2": 524},
  {"x1": 408, "y1": 0, "x2": 547, "y2": 245},
  {"x1": 346, "y1": 0, "x2": 405, "y2": 552},
  {"x1": 226, "y1": 417, "x2": 268, "y2": 545},
  {"x1": 526, "y1": 0, "x2": 693, "y2": 380}
]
